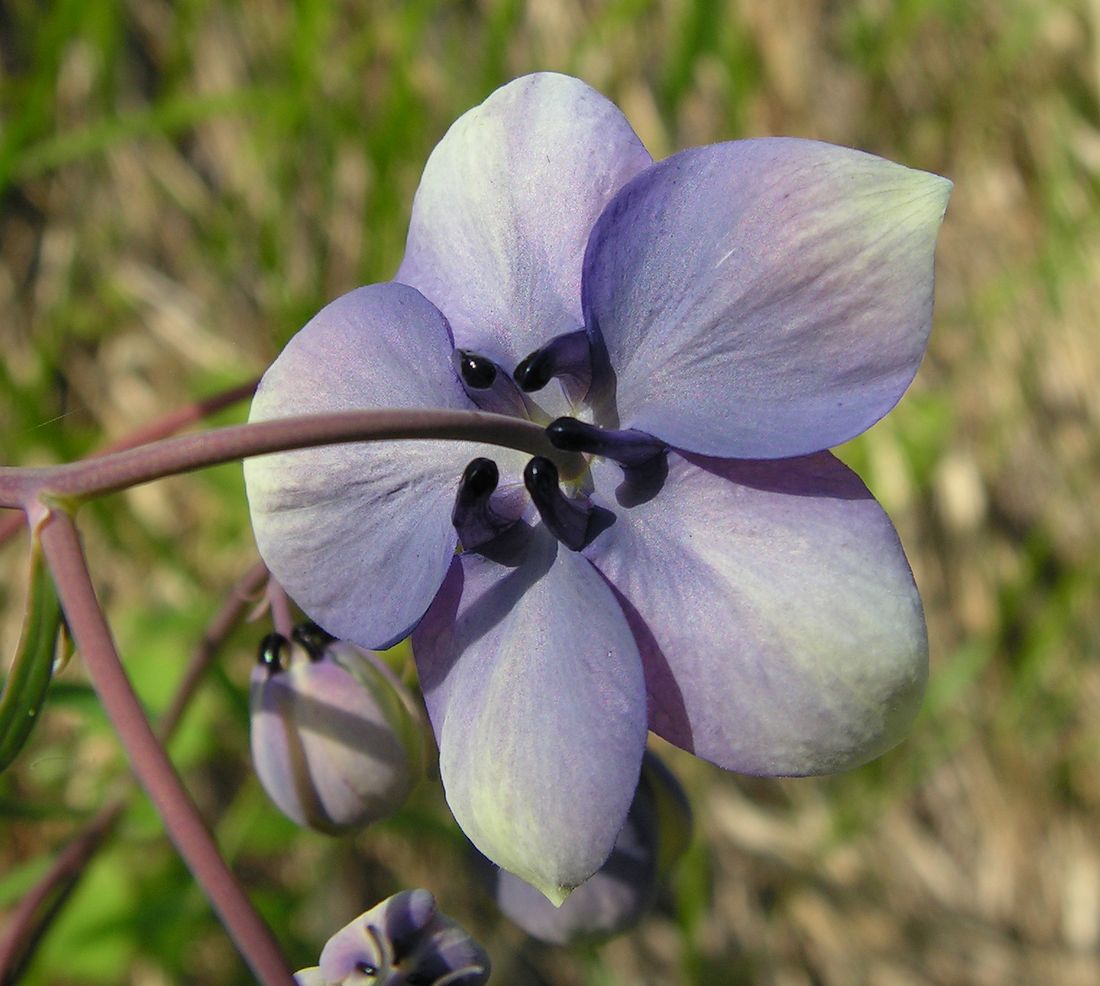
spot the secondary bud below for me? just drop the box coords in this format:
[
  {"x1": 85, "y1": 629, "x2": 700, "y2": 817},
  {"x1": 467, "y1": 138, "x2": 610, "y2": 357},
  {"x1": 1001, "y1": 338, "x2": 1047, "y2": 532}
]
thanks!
[
  {"x1": 250, "y1": 631, "x2": 423, "y2": 833},
  {"x1": 295, "y1": 889, "x2": 490, "y2": 985}
]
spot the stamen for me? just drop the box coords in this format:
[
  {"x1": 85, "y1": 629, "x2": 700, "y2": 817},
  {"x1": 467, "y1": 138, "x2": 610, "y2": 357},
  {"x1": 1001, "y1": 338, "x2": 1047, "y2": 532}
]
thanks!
[
  {"x1": 455, "y1": 350, "x2": 497, "y2": 390},
  {"x1": 546, "y1": 417, "x2": 666, "y2": 468},
  {"x1": 292, "y1": 620, "x2": 334, "y2": 660},
  {"x1": 257, "y1": 632, "x2": 287, "y2": 673},
  {"x1": 513, "y1": 329, "x2": 592, "y2": 402},
  {"x1": 452, "y1": 457, "x2": 514, "y2": 550},
  {"x1": 451, "y1": 349, "x2": 533, "y2": 418},
  {"x1": 523, "y1": 456, "x2": 593, "y2": 551}
]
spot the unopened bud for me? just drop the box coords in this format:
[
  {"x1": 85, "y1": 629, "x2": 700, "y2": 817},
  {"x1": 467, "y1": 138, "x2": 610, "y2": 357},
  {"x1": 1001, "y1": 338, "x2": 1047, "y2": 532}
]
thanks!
[
  {"x1": 296, "y1": 889, "x2": 490, "y2": 985},
  {"x1": 487, "y1": 751, "x2": 692, "y2": 945},
  {"x1": 250, "y1": 630, "x2": 423, "y2": 833}
]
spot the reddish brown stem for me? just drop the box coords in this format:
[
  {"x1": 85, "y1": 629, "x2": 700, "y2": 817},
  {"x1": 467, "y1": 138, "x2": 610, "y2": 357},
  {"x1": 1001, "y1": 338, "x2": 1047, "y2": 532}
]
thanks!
[
  {"x1": 0, "y1": 560, "x2": 270, "y2": 983},
  {"x1": 0, "y1": 407, "x2": 573, "y2": 509},
  {"x1": 37, "y1": 514, "x2": 295, "y2": 985},
  {"x1": 0, "y1": 379, "x2": 258, "y2": 549}
]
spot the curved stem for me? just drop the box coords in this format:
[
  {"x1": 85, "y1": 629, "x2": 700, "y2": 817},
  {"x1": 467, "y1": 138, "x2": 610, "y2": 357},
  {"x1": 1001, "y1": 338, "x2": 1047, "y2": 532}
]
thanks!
[
  {"x1": 0, "y1": 379, "x2": 257, "y2": 545},
  {"x1": 0, "y1": 408, "x2": 574, "y2": 508},
  {"x1": 0, "y1": 561, "x2": 271, "y2": 984},
  {"x1": 37, "y1": 514, "x2": 296, "y2": 986}
]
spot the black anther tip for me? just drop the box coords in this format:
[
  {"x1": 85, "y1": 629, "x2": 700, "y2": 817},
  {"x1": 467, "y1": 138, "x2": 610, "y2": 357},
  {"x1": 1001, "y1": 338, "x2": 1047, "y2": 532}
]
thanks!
[
  {"x1": 258, "y1": 632, "x2": 288, "y2": 672},
  {"x1": 513, "y1": 351, "x2": 551, "y2": 392},
  {"x1": 545, "y1": 417, "x2": 590, "y2": 452},
  {"x1": 460, "y1": 457, "x2": 499, "y2": 499},
  {"x1": 523, "y1": 456, "x2": 559, "y2": 494},
  {"x1": 457, "y1": 350, "x2": 497, "y2": 389},
  {"x1": 292, "y1": 620, "x2": 334, "y2": 660}
]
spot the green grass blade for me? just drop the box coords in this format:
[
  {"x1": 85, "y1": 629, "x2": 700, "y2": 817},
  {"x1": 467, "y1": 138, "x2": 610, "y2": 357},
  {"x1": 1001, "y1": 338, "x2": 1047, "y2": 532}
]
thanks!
[{"x1": 0, "y1": 536, "x2": 63, "y2": 772}]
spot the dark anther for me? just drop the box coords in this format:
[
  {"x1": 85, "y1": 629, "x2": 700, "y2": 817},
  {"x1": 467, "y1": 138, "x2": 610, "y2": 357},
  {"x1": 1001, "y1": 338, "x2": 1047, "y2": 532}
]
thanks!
[
  {"x1": 523, "y1": 456, "x2": 594, "y2": 551},
  {"x1": 513, "y1": 329, "x2": 592, "y2": 399},
  {"x1": 546, "y1": 417, "x2": 667, "y2": 468},
  {"x1": 292, "y1": 620, "x2": 334, "y2": 660},
  {"x1": 257, "y1": 632, "x2": 287, "y2": 672},
  {"x1": 451, "y1": 348, "x2": 533, "y2": 417},
  {"x1": 513, "y1": 350, "x2": 552, "y2": 392},
  {"x1": 452, "y1": 457, "x2": 514, "y2": 550},
  {"x1": 456, "y1": 349, "x2": 497, "y2": 390},
  {"x1": 355, "y1": 961, "x2": 379, "y2": 975}
]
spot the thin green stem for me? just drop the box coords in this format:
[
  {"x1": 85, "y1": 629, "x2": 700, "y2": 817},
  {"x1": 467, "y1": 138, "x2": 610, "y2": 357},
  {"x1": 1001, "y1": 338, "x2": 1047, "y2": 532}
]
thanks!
[{"x1": 37, "y1": 514, "x2": 296, "y2": 986}]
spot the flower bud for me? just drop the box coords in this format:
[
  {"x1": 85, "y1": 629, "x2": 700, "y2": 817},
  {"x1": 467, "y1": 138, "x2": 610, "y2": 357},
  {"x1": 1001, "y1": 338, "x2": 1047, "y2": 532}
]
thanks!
[
  {"x1": 294, "y1": 970, "x2": 327, "y2": 986},
  {"x1": 250, "y1": 629, "x2": 423, "y2": 833},
  {"x1": 298, "y1": 889, "x2": 490, "y2": 985},
  {"x1": 486, "y1": 750, "x2": 692, "y2": 945}
]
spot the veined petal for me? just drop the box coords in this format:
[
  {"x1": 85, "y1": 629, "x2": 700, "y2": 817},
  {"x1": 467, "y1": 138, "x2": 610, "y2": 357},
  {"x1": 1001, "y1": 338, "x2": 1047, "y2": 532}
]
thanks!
[
  {"x1": 412, "y1": 524, "x2": 648, "y2": 903},
  {"x1": 396, "y1": 72, "x2": 652, "y2": 408},
  {"x1": 583, "y1": 139, "x2": 952, "y2": 458},
  {"x1": 244, "y1": 283, "x2": 523, "y2": 649},
  {"x1": 583, "y1": 453, "x2": 928, "y2": 775}
]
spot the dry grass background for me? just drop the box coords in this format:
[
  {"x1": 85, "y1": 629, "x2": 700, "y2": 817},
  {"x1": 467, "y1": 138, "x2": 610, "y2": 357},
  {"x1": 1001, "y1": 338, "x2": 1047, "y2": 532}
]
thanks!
[{"x1": 2, "y1": 1, "x2": 1100, "y2": 984}]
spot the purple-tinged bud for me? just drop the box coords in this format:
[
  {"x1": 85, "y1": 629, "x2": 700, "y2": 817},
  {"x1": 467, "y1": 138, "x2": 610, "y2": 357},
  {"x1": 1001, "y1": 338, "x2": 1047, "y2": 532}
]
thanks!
[
  {"x1": 313, "y1": 889, "x2": 490, "y2": 985},
  {"x1": 486, "y1": 751, "x2": 691, "y2": 945},
  {"x1": 250, "y1": 633, "x2": 423, "y2": 833},
  {"x1": 294, "y1": 969, "x2": 327, "y2": 986}
]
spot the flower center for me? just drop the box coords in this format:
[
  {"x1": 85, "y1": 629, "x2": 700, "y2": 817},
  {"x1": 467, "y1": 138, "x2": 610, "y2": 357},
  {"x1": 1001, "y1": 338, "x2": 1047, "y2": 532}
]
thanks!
[{"x1": 449, "y1": 338, "x2": 667, "y2": 554}]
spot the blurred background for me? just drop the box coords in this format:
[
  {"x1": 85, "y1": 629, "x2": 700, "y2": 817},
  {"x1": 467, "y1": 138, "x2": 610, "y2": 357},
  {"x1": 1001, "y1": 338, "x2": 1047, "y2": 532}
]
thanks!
[{"x1": 1, "y1": 1, "x2": 1099, "y2": 983}]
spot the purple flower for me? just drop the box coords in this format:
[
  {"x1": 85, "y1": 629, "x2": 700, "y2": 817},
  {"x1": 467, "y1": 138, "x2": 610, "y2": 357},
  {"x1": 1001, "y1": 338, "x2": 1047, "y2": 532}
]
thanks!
[
  {"x1": 295, "y1": 889, "x2": 490, "y2": 985},
  {"x1": 245, "y1": 73, "x2": 951, "y2": 902}
]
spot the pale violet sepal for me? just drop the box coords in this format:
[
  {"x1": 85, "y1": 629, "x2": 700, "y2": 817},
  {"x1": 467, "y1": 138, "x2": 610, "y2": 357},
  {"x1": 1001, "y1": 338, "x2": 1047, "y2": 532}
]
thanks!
[
  {"x1": 583, "y1": 452, "x2": 928, "y2": 775},
  {"x1": 412, "y1": 523, "x2": 648, "y2": 904},
  {"x1": 397, "y1": 72, "x2": 652, "y2": 419},
  {"x1": 244, "y1": 282, "x2": 525, "y2": 649},
  {"x1": 583, "y1": 138, "x2": 952, "y2": 458}
]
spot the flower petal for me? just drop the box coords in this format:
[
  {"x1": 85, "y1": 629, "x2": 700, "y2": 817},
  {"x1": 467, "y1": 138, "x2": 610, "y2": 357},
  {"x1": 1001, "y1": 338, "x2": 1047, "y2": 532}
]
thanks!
[
  {"x1": 244, "y1": 283, "x2": 523, "y2": 649},
  {"x1": 396, "y1": 73, "x2": 652, "y2": 404},
  {"x1": 583, "y1": 452, "x2": 928, "y2": 775},
  {"x1": 486, "y1": 750, "x2": 685, "y2": 945},
  {"x1": 583, "y1": 139, "x2": 952, "y2": 457},
  {"x1": 411, "y1": 523, "x2": 648, "y2": 903}
]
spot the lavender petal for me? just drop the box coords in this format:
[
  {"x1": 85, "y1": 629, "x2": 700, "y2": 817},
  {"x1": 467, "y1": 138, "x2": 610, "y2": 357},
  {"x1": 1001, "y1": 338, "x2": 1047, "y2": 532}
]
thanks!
[
  {"x1": 244, "y1": 283, "x2": 525, "y2": 649},
  {"x1": 397, "y1": 72, "x2": 652, "y2": 419},
  {"x1": 583, "y1": 139, "x2": 951, "y2": 457},
  {"x1": 412, "y1": 523, "x2": 648, "y2": 903},
  {"x1": 583, "y1": 452, "x2": 928, "y2": 775}
]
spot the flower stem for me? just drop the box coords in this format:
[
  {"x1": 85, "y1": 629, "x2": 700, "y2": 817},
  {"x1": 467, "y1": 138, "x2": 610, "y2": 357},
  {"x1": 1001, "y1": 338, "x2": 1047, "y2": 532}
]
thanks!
[
  {"x1": 0, "y1": 408, "x2": 576, "y2": 508},
  {"x1": 0, "y1": 379, "x2": 258, "y2": 545},
  {"x1": 37, "y1": 514, "x2": 296, "y2": 986},
  {"x1": 0, "y1": 560, "x2": 271, "y2": 984}
]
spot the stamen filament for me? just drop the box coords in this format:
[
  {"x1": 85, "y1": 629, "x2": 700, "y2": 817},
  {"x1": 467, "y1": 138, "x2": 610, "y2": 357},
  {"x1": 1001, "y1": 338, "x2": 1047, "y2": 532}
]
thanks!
[
  {"x1": 523, "y1": 456, "x2": 594, "y2": 551},
  {"x1": 452, "y1": 458, "x2": 515, "y2": 550},
  {"x1": 546, "y1": 417, "x2": 666, "y2": 468}
]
